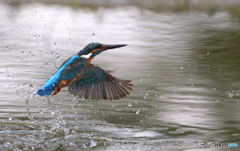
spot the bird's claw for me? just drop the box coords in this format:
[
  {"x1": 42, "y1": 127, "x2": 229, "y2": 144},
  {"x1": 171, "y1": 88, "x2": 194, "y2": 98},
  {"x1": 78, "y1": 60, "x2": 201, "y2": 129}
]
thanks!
[{"x1": 51, "y1": 87, "x2": 61, "y2": 95}]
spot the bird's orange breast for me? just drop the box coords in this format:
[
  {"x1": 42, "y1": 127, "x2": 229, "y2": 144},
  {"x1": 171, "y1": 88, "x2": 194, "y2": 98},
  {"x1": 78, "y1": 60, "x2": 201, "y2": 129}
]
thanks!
[{"x1": 59, "y1": 79, "x2": 72, "y2": 87}]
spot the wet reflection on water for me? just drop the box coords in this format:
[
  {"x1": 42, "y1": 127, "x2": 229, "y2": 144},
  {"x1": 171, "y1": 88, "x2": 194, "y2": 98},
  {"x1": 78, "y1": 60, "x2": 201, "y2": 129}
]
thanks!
[{"x1": 0, "y1": 1, "x2": 240, "y2": 151}]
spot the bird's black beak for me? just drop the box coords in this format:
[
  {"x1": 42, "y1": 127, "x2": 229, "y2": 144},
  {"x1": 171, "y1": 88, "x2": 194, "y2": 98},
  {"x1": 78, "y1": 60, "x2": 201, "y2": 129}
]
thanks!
[{"x1": 102, "y1": 44, "x2": 127, "y2": 51}]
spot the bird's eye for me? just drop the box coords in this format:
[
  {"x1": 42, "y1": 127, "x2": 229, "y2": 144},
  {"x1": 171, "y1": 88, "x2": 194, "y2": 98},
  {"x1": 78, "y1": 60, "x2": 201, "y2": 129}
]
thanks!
[{"x1": 95, "y1": 45, "x2": 103, "y2": 51}]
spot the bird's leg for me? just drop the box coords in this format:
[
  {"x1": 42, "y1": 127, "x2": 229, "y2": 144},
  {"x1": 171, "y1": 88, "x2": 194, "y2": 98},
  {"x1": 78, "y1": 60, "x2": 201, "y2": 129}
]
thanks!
[
  {"x1": 87, "y1": 58, "x2": 93, "y2": 64},
  {"x1": 51, "y1": 80, "x2": 71, "y2": 96},
  {"x1": 51, "y1": 87, "x2": 61, "y2": 95}
]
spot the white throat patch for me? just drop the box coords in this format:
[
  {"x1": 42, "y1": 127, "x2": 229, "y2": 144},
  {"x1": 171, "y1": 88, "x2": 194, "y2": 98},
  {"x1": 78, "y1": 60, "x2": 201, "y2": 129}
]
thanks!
[{"x1": 80, "y1": 53, "x2": 92, "y2": 59}]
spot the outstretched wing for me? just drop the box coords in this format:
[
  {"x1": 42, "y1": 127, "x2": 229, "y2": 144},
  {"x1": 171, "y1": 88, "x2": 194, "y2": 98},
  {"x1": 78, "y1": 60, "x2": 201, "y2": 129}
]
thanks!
[{"x1": 69, "y1": 65, "x2": 132, "y2": 100}]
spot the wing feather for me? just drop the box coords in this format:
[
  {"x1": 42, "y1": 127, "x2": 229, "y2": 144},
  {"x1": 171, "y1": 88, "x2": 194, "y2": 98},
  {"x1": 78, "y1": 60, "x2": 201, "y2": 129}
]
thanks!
[
  {"x1": 110, "y1": 80, "x2": 119, "y2": 99},
  {"x1": 93, "y1": 84, "x2": 97, "y2": 99},
  {"x1": 109, "y1": 79, "x2": 120, "y2": 99},
  {"x1": 107, "y1": 82, "x2": 112, "y2": 100},
  {"x1": 102, "y1": 83, "x2": 107, "y2": 99},
  {"x1": 113, "y1": 79, "x2": 128, "y2": 97},
  {"x1": 69, "y1": 65, "x2": 132, "y2": 100},
  {"x1": 115, "y1": 80, "x2": 129, "y2": 97}
]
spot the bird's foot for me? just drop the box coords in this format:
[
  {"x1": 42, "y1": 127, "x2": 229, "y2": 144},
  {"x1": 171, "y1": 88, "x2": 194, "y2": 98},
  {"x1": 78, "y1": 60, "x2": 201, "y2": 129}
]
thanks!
[{"x1": 51, "y1": 87, "x2": 61, "y2": 95}]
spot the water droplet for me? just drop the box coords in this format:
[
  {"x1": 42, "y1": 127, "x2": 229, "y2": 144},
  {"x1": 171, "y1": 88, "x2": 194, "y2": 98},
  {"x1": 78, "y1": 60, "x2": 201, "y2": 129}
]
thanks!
[
  {"x1": 180, "y1": 66, "x2": 184, "y2": 70},
  {"x1": 69, "y1": 142, "x2": 76, "y2": 146},
  {"x1": 51, "y1": 111, "x2": 55, "y2": 116},
  {"x1": 40, "y1": 109, "x2": 44, "y2": 115},
  {"x1": 227, "y1": 90, "x2": 235, "y2": 98},
  {"x1": 8, "y1": 117, "x2": 13, "y2": 121},
  {"x1": 143, "y1": 93, "x2": 149, "y2": 100},
  {"x1": 136, "y1": 109, "x2": 140, "y2": 114},
  {"x1": 128, "y1": 103, "x2": 132, "y2": 107},
  {"x1": 206, "y1": 51, "x2": 210, "y2": 55},
  {"x1": 64, "y1": 128, "x2": 70, "y2": 134},
  {"x1": 90, "y1": 140, "x2": 97, "y2": 147},
  {"x1": 228, "y1": 93, "x2": 234, "y2": 98},
  {"x1": 4, "y1": 142, "x2": 12, "y2": 148}
]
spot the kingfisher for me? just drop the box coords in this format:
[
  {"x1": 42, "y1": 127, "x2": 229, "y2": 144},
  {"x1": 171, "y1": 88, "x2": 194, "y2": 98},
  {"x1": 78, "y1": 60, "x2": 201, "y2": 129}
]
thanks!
[{"x1": 36, "y1": 42, "x2": 132, "y2": 100}]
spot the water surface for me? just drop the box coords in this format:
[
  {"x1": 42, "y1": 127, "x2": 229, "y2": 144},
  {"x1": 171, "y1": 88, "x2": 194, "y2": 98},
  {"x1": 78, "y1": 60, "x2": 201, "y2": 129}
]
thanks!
[{"x1": 0, "y1": 2, "x2": 240, "y2": 151}]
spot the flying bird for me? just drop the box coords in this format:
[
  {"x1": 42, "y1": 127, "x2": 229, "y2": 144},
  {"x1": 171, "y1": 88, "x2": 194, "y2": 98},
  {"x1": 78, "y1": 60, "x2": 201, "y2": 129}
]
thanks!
[{"x1": 36, "y1": 42, "x2": 132, "y2": 100}]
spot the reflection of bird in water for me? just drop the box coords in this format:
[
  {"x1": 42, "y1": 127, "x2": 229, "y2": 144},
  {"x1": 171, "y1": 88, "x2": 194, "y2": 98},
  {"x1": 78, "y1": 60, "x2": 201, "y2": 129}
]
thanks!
[{"x1": 37, "y1": 42, "x2": 132, "y2": 100}]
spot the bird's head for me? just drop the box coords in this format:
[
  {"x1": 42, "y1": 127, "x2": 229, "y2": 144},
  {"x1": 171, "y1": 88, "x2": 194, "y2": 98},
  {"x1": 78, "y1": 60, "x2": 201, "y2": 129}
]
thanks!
[{"x1": 78, "y1": 42, "x2": 127, "y2": 63}]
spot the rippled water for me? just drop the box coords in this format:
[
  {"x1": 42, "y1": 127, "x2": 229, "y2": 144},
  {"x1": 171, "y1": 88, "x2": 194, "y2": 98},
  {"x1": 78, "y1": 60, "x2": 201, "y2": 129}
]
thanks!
[{"x1": 0, "y1": 2, "x2": 240, "y2": 151}]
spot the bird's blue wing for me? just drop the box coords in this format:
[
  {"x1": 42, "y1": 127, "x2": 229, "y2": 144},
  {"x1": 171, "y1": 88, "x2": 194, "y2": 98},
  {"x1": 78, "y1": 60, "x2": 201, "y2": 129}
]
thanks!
[
  {"x1": 37, "y1": 55, "x2": 81, "y2": 96},
  {"x1": 36, "y1": 71, "x2": 60, "y2": 96},
  {"x1": 69, "y1": 65, "x2": 132, "y2": 100}
]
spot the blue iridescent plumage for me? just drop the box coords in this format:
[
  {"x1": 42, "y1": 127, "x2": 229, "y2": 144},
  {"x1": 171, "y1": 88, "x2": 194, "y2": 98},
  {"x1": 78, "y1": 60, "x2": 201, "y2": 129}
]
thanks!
[
  {"x1": 37, "y1": 42, "x2": 132, "y2": 100},
  {"x1": 37, "y1": 55, "x2": 81, "y2": 96}
]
